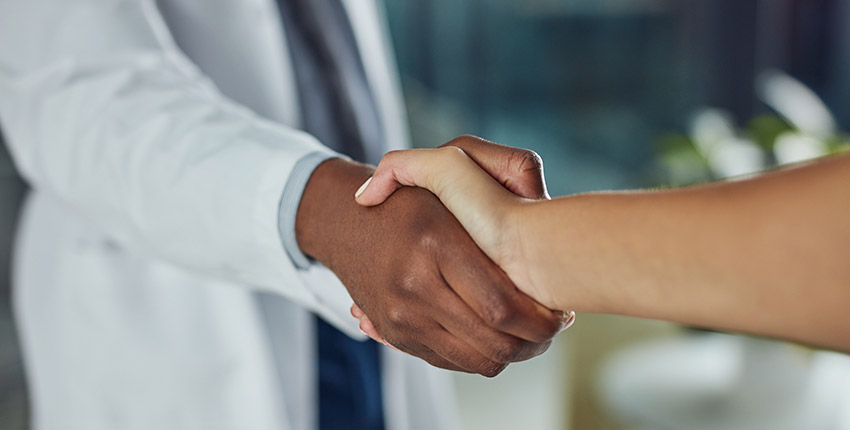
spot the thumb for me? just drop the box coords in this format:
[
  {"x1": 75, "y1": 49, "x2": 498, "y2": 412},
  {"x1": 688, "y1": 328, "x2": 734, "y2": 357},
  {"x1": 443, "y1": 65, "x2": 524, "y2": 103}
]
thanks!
[
  {"x1": 354, "y1": 147, "x2": 518, "y2": 259},
  {"x1": 354, "y1": 147, "x2": 514, "y2": 210},
  {"x1": 353, "y1": 148, "x2": 434, "y2": 207}
]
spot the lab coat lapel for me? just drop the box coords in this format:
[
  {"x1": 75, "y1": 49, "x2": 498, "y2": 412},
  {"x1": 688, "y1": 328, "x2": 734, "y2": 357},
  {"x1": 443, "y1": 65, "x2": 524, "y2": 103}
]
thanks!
[{"x1": 156, "y1": 0, "x2": 303, "y2": 127}]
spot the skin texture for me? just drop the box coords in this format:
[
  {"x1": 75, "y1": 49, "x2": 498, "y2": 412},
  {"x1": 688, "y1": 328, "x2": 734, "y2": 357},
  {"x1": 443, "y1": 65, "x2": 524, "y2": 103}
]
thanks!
[
  {"x1": 355, "y1": 142, "x2": 850, "y2": 353},
  {"x1": 295, "y1": 137, "x2": 569, "y2": 376}
]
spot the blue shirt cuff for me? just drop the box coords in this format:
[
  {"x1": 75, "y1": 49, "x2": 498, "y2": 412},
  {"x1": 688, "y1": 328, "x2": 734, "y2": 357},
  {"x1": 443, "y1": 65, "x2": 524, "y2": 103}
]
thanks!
[{"x1": 279, "y1": 151, "x2": 342, "y2": 270}]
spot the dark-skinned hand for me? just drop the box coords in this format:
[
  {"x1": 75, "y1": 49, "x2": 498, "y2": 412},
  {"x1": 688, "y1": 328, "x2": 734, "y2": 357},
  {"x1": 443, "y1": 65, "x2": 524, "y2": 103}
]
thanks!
[{"x1": 296, "y1": 136, "x2": 569, "y2": 376}]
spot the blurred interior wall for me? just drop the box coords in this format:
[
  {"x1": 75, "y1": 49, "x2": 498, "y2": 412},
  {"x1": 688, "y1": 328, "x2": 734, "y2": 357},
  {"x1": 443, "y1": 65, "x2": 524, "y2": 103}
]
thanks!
[
  {"x1": 678, "y1": 0, "x2": 850, "y2": 124},
  {"x1": 828, "y1": 0, "x2": 850, "y2": 124},
  {"x1": 386, "y1": 0, "x2": 685, "y2": 195},
  {"x1": 387, "y1": 0, "x2": 850, "y2": 194}
]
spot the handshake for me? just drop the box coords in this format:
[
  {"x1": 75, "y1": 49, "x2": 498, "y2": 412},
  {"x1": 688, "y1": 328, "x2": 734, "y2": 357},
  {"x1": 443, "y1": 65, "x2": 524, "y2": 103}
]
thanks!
[
  {"x1": 297, "y1": 134, "x2": 850, "y2": 371},
  {"x1": 296, "y1": 135, "x2": 573, "y2": 377}
]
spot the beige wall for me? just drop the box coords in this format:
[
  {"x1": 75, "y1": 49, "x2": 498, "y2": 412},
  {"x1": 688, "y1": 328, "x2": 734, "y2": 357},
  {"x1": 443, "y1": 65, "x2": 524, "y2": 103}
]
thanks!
[
  {"x1": 450, "y1": 312, "x2": 681, "y2": 430},
  {"x1": 567, "y1": 314, "x2": 681, "y2": 429}
]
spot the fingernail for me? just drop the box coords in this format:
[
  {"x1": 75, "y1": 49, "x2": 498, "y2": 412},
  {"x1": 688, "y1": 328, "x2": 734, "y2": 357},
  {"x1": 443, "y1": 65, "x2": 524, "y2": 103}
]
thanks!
[
  {"x1": 560, "y1": 311, "x2": 576, "y2": 332},
  {"x1": 355, "y1": 177, "x2": 372, "y2": 199}
]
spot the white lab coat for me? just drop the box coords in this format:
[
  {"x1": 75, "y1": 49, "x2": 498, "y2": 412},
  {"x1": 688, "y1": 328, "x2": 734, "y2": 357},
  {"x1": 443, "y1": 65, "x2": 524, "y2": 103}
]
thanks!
[{"x1": 0, "y1": 1, "x2": 458, "y2": 429}]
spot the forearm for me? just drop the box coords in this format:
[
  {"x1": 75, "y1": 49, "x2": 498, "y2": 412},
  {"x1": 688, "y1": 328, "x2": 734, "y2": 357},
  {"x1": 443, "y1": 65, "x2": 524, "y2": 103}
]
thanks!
[{"x1": 518, "y1": 154, "x2": 850, "y2": 350}]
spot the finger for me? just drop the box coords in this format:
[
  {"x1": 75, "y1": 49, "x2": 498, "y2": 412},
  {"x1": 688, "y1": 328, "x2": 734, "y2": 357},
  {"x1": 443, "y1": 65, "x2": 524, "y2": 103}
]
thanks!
[
  {"x1": 353, "y1": 149, "x2": 423, "y2": 206},
  {"x1": 351, "y1": 303, "x2": 365, "y2": 318},
  {"x1": 443, "y1": 135, "x2": 550, "y2": 200},
  {"x1": 440, "y1": 247, "x2": 566, "y2": 343},
  {"x1": 563, "y1": 311, "x2": 577, "y2": 330},
  {"x1": 441, "y1": 315, "x2": 554, "y2": 364},
  {"x1": 365, "y1": 315, "x2": 472, "y2": 373},
  {"x1": 424, "y1": 326, "x2": 508, "y2": 377},
  {"x1": 363, "y1": 287, "x2": 509, "y2": 375},
  {"x1": 411, "y1": 346, "x2": 469, "y2": 373},
  {"x1": 355, "y1": 147, "x2": 517, "y2": 214},
  {"x1": 358, "y1": 315, "x2": 387, "y2": 344},
  {"x1": 434, "y1": 287, "x2": 555, "y2": 363}
]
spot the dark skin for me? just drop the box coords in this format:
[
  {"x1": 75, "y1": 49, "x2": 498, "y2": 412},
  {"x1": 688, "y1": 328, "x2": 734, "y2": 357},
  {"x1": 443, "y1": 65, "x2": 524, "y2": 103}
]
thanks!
[{"x1": 295, "y1": 136, "x2": 567, "y2": 376}]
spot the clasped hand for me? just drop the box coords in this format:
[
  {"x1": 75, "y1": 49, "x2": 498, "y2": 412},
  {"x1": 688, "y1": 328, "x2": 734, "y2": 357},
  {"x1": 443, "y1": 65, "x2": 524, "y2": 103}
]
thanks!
[{"x1": 346, "y1": 136, "x2": 574, "y2": 375}]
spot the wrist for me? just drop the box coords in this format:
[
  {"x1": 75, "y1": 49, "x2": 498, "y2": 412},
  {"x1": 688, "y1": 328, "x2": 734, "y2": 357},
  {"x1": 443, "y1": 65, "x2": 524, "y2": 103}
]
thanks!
[
  {"x1": 295, "y1": 158, "x2": 374, "y2": 268},
  {"x1": 501, "y1": 199, "x2": 561, "y2": 309}
]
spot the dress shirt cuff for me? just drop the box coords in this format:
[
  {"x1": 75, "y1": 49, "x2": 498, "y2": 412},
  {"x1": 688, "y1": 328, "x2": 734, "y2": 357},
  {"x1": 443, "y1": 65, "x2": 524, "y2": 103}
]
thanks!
[{"x1": 279, "y1": 150, "x2": 343, "y2": 270}]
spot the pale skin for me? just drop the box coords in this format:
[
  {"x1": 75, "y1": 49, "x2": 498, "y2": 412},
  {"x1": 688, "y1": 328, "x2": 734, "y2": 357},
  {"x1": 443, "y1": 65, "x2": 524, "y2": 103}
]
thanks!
[{"x1": 352, "y1": 140, "x2": 850, "y2": 353}]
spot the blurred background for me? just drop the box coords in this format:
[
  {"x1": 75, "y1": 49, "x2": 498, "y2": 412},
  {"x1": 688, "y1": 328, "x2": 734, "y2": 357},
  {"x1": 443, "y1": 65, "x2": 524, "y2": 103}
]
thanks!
[
  {"x1": 2, "y1": 0, "x2": 850, "y2": 428},
  {"x1": 390, "y1": 0, "x2": 850, "y2": 429}
]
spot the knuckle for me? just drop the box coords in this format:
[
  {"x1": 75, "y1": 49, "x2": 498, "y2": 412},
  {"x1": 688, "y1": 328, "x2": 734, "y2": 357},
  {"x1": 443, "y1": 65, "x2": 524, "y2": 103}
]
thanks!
[
  {"x1": 376, "y1": 150, "x2": 402, "y2": 170},
  {"x1": 384, "y1": 149, "x2": 405, "y2": 160},
  {"x1": 388, "y1": 338, "x2": 414, "y2": 354},
  {"x1": 383, "y1": 305, "x2": 409, "y2": 327},
  {"x1": 414, "y1": 227, "x2": 441, "y2": 254},
  {"x1": 537, "y1": 311, "x2": 567, "y2": 340},
  {"x1": 383, "y1": 332, "x2": 421, "y2": 355},
  {"x1": 424, "y1": 356, "x2": 451, "y2": 371},
  {"x1": 514, "y1": 149, "x2": 544, "y2": 173},
  {"x1": 439, "y1": 145, "x2": 467, "y2": 160},
  {"x1": 534, "y1": 340, "x2": 554, "y2": 358},
  {"x1": 489, "y1": 337, "x2": 525, "y2": 363},
  {"x1": 396, "y1": 274, "x2": 422, "y2": 297},
  {"x1": 479, "y1": 361, "x2": 508, "y2": 378},
  {"x1": 483, "y1": 299, "x2": 517, "y2": 329},
  {"x1": 544, "y1": 315, "x2": 565, "y2": 338}
]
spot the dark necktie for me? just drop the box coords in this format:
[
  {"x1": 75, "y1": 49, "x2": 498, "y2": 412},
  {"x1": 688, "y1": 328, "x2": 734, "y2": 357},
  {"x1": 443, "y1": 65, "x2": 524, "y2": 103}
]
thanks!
[
  {"x1": 276, "y1": 1, "x2": 386, "y2": 429},
  {"x1": 278, "y1": 0, "x2": 386, "y2": 164}
]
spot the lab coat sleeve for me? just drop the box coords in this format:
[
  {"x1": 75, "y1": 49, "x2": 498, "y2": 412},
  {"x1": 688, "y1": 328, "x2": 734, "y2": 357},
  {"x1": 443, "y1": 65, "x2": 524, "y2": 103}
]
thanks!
[{"x1": 0, "y1": 0, "x2": 363, "y2": 335}]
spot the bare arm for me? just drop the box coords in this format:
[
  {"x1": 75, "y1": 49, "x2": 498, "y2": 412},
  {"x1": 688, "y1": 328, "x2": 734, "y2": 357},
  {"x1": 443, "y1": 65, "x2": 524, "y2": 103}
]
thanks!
[
  {"x1": 517, "y1": 153, "x2": 850, "y2": 351},
  {"x1": 357, "y1": 146, "x2": 850, "y2": 351}
]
